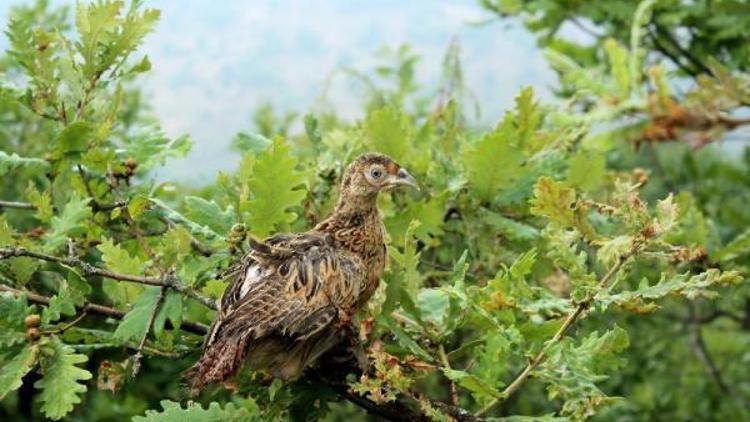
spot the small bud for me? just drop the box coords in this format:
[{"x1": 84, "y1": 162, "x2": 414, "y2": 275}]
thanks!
[
  {"x1": 25, "y1": 327, "x2": 40, "y2": 341},
  {"x1": 633, "y1": 168, "x2": 649, "y2": 185},
  {"x1": 24, "y1": 314, "x2": 41, "y2": 328},
  {"x1": 640, "y1": 224, "x2": 656, "y2": 239}
]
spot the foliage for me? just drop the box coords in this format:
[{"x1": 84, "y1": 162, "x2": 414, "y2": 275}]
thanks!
[{"x1": 0, "y1": 0, "x2": 749, "y2": 421}]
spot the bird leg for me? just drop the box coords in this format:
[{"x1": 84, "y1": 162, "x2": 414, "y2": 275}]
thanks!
[{"x1": 334, "y1": 304, "x2": 354, "y2": 328}]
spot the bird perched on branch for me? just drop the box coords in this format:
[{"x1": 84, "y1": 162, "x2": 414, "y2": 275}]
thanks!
[{"x1": 186, "y1": 152, "x2": 418, "y2": 391}]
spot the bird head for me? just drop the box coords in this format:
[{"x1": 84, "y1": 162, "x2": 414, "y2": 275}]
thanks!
[{"x1": 340, "y1": 152, "x2": 419, "y2": 198}]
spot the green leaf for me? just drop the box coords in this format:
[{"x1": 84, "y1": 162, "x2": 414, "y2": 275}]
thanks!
[
  {"x1": 416, "y1": 288, "x2": 450, "y2": 333},
  {"x1": 153, "y1": 291, "x2": 182, "y2": 337},
  {"x1": 629, "y1": 0, "x2": 658, "y2": 91},
  {"x1": 55, "y1": 121, "x2": 92, "y2": 156},
  {"x1": 0, "y1": 345, "x2": 38, "y2": 400},
  {"x1": 35, "y1": 337, "x2": 92, "y2": 420},
  {"x1": 26, "y1": 183, "x2": 54, "y2": 222},
  {"x1": 0, "y1": 292, "x2": 29, "y2": 348},
  {"x1": 363, "y1": 106, "x2": 411, "y2": 158},
  {"x1": 304, "y1": 113, "x2": 322, "y2": 148},
  {"x1": 43, "y1": 195, "x2": 92, "y2": 252},
  {"x1": 0, "y1": 151, "x2": 49, "y2": 176},
  {"x1": 480, "y1": 209, "x2": 539, "y2": 242},
  {"x1": 133, "y1": 400, "x2": 258, "y2": 422},
  {"x1": 184, "y1": 196, "x2": 235, "y2": 236},
  {"x1": 202, "y1": 279, "x2": 228, "y2": 299},
  {"x1": 97, "y1": 237, "x2": 145, "y2": 275},
  {"x1": 530, "y1": 176, "x2": 576, "y2": 224},
  {"x1": 8, "y1": 256, "x2": 39, "y2": 285},
  {"x1": 462, "y1": 116, "x2": 525, "y2": 202},
  {"x1": 596, "y1": 235, "x2": 633, "y2": 268},
  {"x1": 388, "y1": 220, "x2": 423, "y2": 300},
  {"x1": 0, "y1": 216, "x2": 13, "y2": 246},
  {"x1": 539, "y1": 326, "x2": 629, "y2": 418},
  {"x1": 378, "y1": 315, "x2": 434, "y2": 362},
  {"x1": 654, "y1": 193, "x2": 678, "y2": 235},
  {"x1": 604, "y1": 38, "x2": 630, "y2": 97},
  {"x1": 530, "y1": 177, "x2": 596, "y2": 240},
  {"x1": 442, "y1": 368, "x2": 502, "y2": 400},
  {"x1": 513, "y1": 86, "x2": 542, "y2": 146},
  {"x1": 42, "y1": 269, "x2": 91, "y2": 325},
  {"x1": 127, "y1": 55, "x2": 152, "y2": 74},
  {"x1": 714, "y1": 228, "x2": 750, "y2": 262},
  {"x1": 124, "y1": 131, "x2": 191, "y2": 170},
  {"x1": 113, "y1": 287, "x2": 160, "y2": 343},
  {"x1": 243, "y1": 137, "x2": 307, "y2": 237},
  {"x1": 43, "y1": 286, "x2": 76, "y2": 325},
  {"x1": 232, "y1": 132, "x2": 272, "y2": 154},
  {"x1": 567, "y1": 149, "x2": 606, "y2": 192},
  {"x1": 160, "y1": 225, "x2": 192, "y2": 266},
  {"x1": 602, "y1": 269, "x2": 742, "y2": 307},
  {"x1": 75, "y1": 0, "x2": 160, "y2": 79},
  {"x1": 385, "y1": 195, "x2": 445, "y2": 246}
]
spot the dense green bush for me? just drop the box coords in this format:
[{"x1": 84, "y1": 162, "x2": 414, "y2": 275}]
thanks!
[{"x1": 1, "y1": 0, "x2": 748, "y2": 420}]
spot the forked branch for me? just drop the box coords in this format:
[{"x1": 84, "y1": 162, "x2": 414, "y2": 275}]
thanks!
[{"x1": 475, "y1": 255, "x2": 629, "y2": 417}]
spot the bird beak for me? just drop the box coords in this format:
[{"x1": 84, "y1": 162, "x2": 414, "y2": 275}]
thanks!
[{"x1": 388, "y1": 168, "x2": 420, "y2": 190}]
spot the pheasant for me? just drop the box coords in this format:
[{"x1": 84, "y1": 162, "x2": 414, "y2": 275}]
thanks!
[{"x1": 186, "y1": 152, "x2": 418, "y2": 391}]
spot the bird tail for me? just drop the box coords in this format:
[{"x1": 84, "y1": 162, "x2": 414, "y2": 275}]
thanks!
[{"x1": 183, "y1": 333, "x2": 248, "y2": 394}]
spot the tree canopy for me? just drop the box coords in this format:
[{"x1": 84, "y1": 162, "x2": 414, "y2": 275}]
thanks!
[{"x1": 1, "y1": 0, "x2": 749, "y2": 420}]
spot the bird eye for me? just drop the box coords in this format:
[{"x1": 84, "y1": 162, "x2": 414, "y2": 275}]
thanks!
[{"x1": 370, "y1": 169, "x2": 383, "y2": 179}]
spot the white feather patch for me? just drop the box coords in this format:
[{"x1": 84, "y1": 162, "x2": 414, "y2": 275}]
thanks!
[{"x1": 240, "y1": 264, "x2": 264, "y2": 298}]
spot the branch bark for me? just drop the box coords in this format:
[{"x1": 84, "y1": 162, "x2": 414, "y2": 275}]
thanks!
[
  {"x1": 0, "y1": 284, "x2": 209, "y2": 335},
  {"x1": 0, "y1": 246, "x2": 216, "y2": 310}
]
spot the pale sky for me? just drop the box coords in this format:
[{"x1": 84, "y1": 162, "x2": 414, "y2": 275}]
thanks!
[{"x1": 1, "y1": 0, "x2": 556, "y2": 182}]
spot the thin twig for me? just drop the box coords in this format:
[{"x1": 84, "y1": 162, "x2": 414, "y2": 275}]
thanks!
[
  {"x1": 77, "y1": 164, "x2": 96, "y2": 200},
  {"x1": 438, "y1": 344, "x2": 459, "y2": 406},
  {"x1": 44, "y1": 311, "x2": 89, "y2": 335},
  {"x1": 686, "y1": 303, "x2": 745, "y2": 411},
  {"x1": 0, "y1": 198, "x2": 125, "y2": 213},
  {"x1": 653, "y1": 25, "x2": 711, "y2": 75},
  {"x1": 0, "y1": 246, "x2": 216, "y2": 309},
  {"x1": 0, "y1": 284, "x2": 208, "y2": 335},
  {"x1": 0, "y1": 200, "x2": 36, "y2": 210},
  {"x1": 70, "y1": 343, "x2": 184, "y2": 359},
  {"x1": 475, "y1": 256, "x2": 629, "y2": 417}
]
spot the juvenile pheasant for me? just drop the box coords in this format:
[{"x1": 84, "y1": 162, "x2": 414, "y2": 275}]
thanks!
[{"x1": 186, "y1": 153, "x2": 418, "y2": 391}]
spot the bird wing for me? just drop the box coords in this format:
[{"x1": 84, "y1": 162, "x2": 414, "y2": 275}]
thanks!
[{"x1": 205, "y1": 231, "x2": 365, "y2": 347}]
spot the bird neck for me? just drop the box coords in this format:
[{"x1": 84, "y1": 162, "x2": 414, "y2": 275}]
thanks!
[
  {"x1": 315, "y1": 192, "x2": 384, "y2": 255},
  {"x1": 333, "y1": 191, "x2": 378, "y2": 217}
]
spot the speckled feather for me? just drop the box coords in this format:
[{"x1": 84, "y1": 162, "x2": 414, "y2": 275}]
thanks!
[{"x1": 185, "y1": 153, "x2": 415, "y2": 391}]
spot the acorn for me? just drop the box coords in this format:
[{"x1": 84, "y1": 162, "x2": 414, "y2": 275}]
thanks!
[
  {"x1": 124, "y1": 157, "x2": 138, "y2": 171},
  {"x1": 24, "y1": 314, "x2": 41, "y2": 328},
  {"x1": 25, "y1": 327, "x2": 40, "y2": 341}
]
